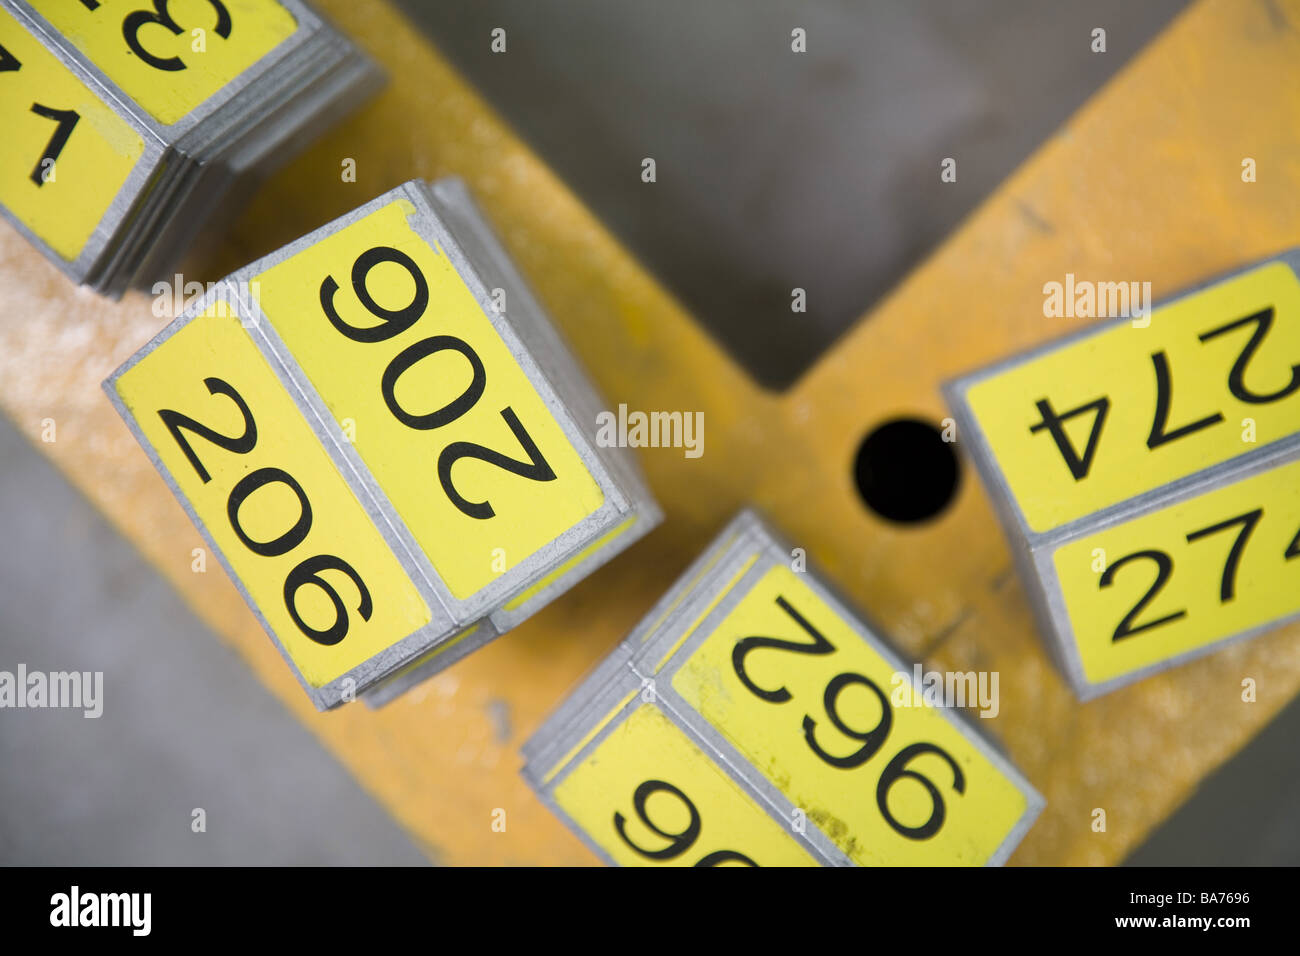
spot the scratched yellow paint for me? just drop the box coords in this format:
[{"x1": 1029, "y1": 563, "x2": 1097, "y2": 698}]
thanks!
[
  {"x1": 965, "y1": 262, "x2": 1300, "y2": 532},
  {"x1": 1055, "y1": 455, "x2": 1300, "y2": 685},
  {"x1": 30, "y1": 0, "x2": 298, "y2": 126},
  {"x1": 2, "y1": 0, "x2": 1300, "y2": 867}
]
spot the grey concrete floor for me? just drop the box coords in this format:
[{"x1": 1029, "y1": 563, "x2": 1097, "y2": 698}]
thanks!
[
  {"x1": 0, "y1": 416, "x2": 429, "y2": 865},
  {"x1": 4, "y1": 0, "x2": 1296, "y2": 866}
]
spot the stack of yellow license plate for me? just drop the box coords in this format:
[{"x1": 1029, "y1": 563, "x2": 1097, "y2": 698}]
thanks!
[
  {"x1": 523, "y1": 511, "x2": 1044, "y2": 866},
  {"x1": 0, "y1": 0, "x2": 379, "y2": 294},
  {"x1": 945, "y1": 251, "x2": 1300, "y2": 700},
  {"x1": 104, "y1": 178, "x2": 662, "y2": 709}
]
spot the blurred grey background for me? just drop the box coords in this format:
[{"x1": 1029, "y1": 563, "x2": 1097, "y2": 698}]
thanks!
[
  {"x1": 6, "y1": 0, "x2": 1297, "y2": 865},
  {"x1": 0, "y1": 417, "x2": 428, "y2": 865},
  {"x1": 405, "y1": 0, "x2": 1190, "y2": 389}
]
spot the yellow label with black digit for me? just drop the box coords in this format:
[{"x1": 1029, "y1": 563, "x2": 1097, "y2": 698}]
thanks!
[
  {"x1": 0, "y1": 7, "x2": 144, "y2": 261},
  {"x1": 1054, "y1": 456, "x2": 1300, "y2": 685},
  {"x1": 673, "y1": 565, "x2": 1029, "y2": 866},
  {"x1": 252, "y1": 200, "x2": 605, "y2": 601},
  {"x1": 115, "y1": 303, "x2": 433, "y2": 687},
  {"x1": 31, "y1": 0, "x2": 298, "y2": 126},
  {"x1": 965, "y1": 262, "x2": 1300, "y2": 532},
  {"x1": 553, "y1": 703, "x2": 818, "y2": 867}
]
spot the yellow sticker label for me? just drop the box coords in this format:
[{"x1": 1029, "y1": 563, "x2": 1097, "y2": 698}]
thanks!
[
  {"x1": 1055, "y1": 456, "x2": 1300, "y2": 685},
  {"x1": 253, "y1": 200, "x2": 605, "y2": 601},
  {"x1": 115, "y1": 303, "x2": 432, "y2": 687},
  {"x1": 554, "y1": 704, "x2": 818, "y2": 867},
  {"x1": 965, "y1": 263, "x2": 1300, "y2": 532},
  {"x1": 0, "y1": 7, "x2": 143, "y2": 261},
  {"x1": 673, "y1": 565, "x2": 1029, "y2": 865},
  {"x1": 30, "y1": 0, "x2": 297, "y2": 126}
]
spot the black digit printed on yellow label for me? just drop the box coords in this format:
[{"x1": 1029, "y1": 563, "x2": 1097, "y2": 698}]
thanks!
[
  {"x1": 29, "y1": 0, "x2": 299, "y2": 126},
  {"x1": 0, "y1": 6, "x2": 145, "y2": 261},
  {"x1": 1054, "y1": 451, "x2": 1300, "y2": 685},
  {"x1": 524, "y1": 513, "x2": 1042, "y2": 866},
  {"x1": 553, "y1": 704, "x2": 819, "y2": 867},
  {"x1": 947, "y1": 254, "x2": 1300, "y2": 697},
  {"x1": 672, "y1": 565, "x2": 1032, "y2": 865},
  {"x1": 958, "y1": 260, "x2": 1300, "y2": 533},
  {"x1": 248, "y1": 199, "x2": 607, "y2": 602},
  {"x1": 113, "y1": 299, "x2": 433, "y2": 692},
  {"x1": 108, "y1": 181, "x2": 659, "y2": 706},
  {"x1": 5, "y1": 1, "x2": 379, "y2": 292}
]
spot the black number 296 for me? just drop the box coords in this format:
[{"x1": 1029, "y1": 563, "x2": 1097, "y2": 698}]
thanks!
[{"x1": 732, "y1": 596, "x2": 966, "y2": 841}]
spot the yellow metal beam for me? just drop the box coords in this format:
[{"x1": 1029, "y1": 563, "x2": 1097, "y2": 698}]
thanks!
[{"x1": 1, "y1": 0, "x2": 1297, "y2": 864}]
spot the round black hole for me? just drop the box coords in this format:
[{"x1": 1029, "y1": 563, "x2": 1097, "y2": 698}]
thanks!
[{"x1": 853, "y1": 418, "x2": 960, "y2": 524}]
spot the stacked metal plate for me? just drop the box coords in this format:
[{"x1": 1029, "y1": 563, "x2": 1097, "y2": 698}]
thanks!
[
  {"x1": 943, "y1": 251, "x2": 1300, "y2": 700},
  {"x1": 0, "y1": 0, "x2": 381, "y2": 295},
  {"x1": 104, "y1": 178, "x2": 661, "y2": 710},
  {"x1": 352, "y1": 178, "x2": 663, "y2": 708},
  {"x1": 522, "y1": 511, "x2": 1044, "y2": 866}
]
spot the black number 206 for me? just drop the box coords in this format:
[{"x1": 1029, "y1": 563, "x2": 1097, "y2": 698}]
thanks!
[
  {"x1": 157, "y1": 377, "x2": 373, "y2": 647},
  {"x1": 77, "y1": 0, "x2": 233, "y2": 74},
  {"x1": 319, "y1": 245, "x2": 558, "y2": 520}
]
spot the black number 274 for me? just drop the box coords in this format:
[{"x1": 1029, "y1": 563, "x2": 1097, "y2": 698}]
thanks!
[{"x1": 1031, "y1": 306, "x2": 1300, "y2": 481}]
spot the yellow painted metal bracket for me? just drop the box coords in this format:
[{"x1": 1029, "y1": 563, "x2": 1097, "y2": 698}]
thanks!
[{"x1": 0, "y1": 0, "x2": 1297, "y2": 864}]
